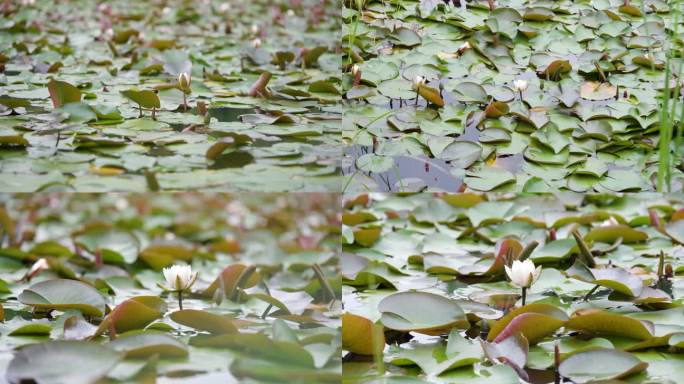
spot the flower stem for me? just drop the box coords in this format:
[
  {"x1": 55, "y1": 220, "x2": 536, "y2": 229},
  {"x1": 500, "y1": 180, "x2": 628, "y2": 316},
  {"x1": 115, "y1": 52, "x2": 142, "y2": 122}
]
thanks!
[
  {"x1": 178, "y1": 290, "x2": 183, "y2": 310},
  {"x1": 521, "y1": 287, "x2": 527, "y2": 306},
  {"x1": 583, "y1": 284, "x2": 599, "y2": 301}
]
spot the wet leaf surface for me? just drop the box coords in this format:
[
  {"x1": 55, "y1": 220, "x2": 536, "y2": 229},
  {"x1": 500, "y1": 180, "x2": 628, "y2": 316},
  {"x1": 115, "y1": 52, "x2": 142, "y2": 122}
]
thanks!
[
  {"x1": 0, "y1": 0, "x2": 341, "y2": 192},
  {"x1": 0, "y1": 193, "x2": 341, "y2": 383},
  {"x1": 342, "y1": 1, "x2": 684, "y2": 192},
  {"x1": 343, "y1": 192, "x2": 684, "y2": 383}
]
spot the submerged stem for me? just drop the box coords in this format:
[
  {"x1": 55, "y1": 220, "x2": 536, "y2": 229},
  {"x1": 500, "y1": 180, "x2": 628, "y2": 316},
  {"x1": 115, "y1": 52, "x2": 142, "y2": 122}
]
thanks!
[
  {"x1": 521, "y1": 287, "x2": 527, "y2": 306},
  {"x1": 178, "y1": 290, "x2": 183, "y2": 310},
  {"x1": 583, "y1": 284, "x2": 599, "y2": 301}
]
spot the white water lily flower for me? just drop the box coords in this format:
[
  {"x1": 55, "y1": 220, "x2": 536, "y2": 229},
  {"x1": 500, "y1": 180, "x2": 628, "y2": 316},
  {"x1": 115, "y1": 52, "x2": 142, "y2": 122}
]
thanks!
[
  {"x1": 459, "y1": 41, "x2": 471, "y2": 51},
  {"x1": 505, "y1": 259, "x2": 541, "y2": 288},
  {"x1": 178, "y1": 72, "x2": 191, "y2": 91},
  {"x1": 513, "y1": 79, "x2": 528, "y2": 92},
  {"x1": 251, "y1": 23, "x2": 260, "y2": 34},
  {"x1": 351, "y1": 64, "x2": 360, "y2": 76},
  {"x1": 162, "y1": 264, "x2": 198, "y2": 291},
  {"x1": 251, "y1": 37, "x2": 262, "y2": 48}
]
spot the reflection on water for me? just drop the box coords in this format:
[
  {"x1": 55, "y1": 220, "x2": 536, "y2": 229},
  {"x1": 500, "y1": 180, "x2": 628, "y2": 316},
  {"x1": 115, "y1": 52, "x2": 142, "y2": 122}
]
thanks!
[
  {"x1": 209, "y1": 107, "x2": 257, "y2": 122},
  {"x1": 344, "y1": 144, "x2": 526, "y2": 192},
  {"x1": 344, "y1": 144, "x2": 463, "y2": 192}
]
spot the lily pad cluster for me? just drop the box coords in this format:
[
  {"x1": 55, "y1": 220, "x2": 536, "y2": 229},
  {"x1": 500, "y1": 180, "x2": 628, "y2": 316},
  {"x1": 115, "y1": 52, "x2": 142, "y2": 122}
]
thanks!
[
  {"x1": 0, "y1": 0, "x2": 341, "y2": 192},
  {"x1": 343, "y1": 0, "x2": 684, "y2": 192},
  {"x1": 0, "y1": 193, "x2": 341, "y2": 383},
  {"x1": 342, "y1": 192, "x2": 684, "y2": 383}
]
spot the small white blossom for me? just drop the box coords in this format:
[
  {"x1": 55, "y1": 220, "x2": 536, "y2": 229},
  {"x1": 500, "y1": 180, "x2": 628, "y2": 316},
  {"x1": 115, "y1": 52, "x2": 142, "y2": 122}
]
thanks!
[
  {"x1": 162, "y1": 264, "x2": 198, "y2": 292},
  {"x1": 28, "y1": 258, "x2": 49, "y2": 277},
  {"x1": 351, "y1": 64, "x2": 360, "y2": 76},
  {"x1": 599, "y1": 217, "x2": 620, "y2": 227},
  {"x1": 219, "y1": 3, "x2": 231, "y2": 12},
  {"x1": 251, "y1": 37, "x2": 262, "y2": 48},
  {"x1": 513, "y1": 79, "x2": 528, "y2": 92},
  {"x1": 505, "y1": 259, "x2": 541, "y2": 288},
  {"x1": 251, "y1": 24, "x2": 260, "y2": 34},
  {"x1": 287, "y1": 9, "x2": 295, "y2": 17},
  {"x1": 459, "y1": 41, "x2": 471, "y2": 51},
  {"x1": 114, "y1": 198, "x2": 129, "y2": 211},
  {"x1": 413, "y1": 75, "x2": 426, "y2": 89}
]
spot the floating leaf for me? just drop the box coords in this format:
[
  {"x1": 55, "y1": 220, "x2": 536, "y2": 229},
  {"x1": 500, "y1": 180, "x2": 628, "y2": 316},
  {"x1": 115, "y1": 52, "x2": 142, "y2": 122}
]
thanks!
[
  {"x1": 47, "y1": 79, "x2": 82, "y2": 108},
  {"x1": 580, "y1": 81, "x2": 617, "y2": 100},
  {"x1": 19, "y1": 279, "x2": 106, "y2": 317},
  {"x1": 170, "y1": 309, "x2": 238, "y2": 334},
  {"x1": 566, "y1": 312, "x2": 653, "y2": 340},
  {"x1": 342, "y1": 313, "x2": 383, "y2": 355},
  {"x1": 558, "y1": 349, "x2": 648, "y2": 383},
  {"x1": 379, "y1": 291, "x2": 468, "y2": 335},
  {"x1": 488, "y1": 303, "x2": 568, "y2": 344},
  {"x1": 584, "y1": 225, "x2": 647, "y2": 244},
  {"x1": 7, "y1": 341, "x2": 122, "y2": 384},
  {"x1": 590, "y1": 267, "x2": 644, "y2": 297},
  {"x1": 94, "y1": 296, "x2": 167, "y2": 337},
  {"x1": 452, "y1": 82, "x2": 488, "y2": 103},
  {"x1": 120, "y1": 89, "x2": 161, "y2": 109},
  {"x1": 109, "y1": 332, "x2": 188, "y2": 359}
]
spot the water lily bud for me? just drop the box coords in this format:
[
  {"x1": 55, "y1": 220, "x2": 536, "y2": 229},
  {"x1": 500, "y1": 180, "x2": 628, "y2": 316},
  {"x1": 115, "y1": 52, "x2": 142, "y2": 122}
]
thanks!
[
  {"x1": 599, "y1": 216, "x2": 619, "y2": 227},
  {"x1": 251, "y1": 24, "x2": 260, "y2": 34},
  {"x1": 98, "y1": 3, "x2": 111, "y2": 13},
  {"x1": 505, "y1": 259, "x2": 541, "y2": 288},
  {"x1": 178, "y1": 72, "x2": 191, "y2": 91},
  {"x1": 251, "y1": 37, "x2": 262, "y2": 48},
  {"x1": 413, "y1": 75, "x2": 426, "y2": 89},
  {"x1": 459, "y1": 41, "x2": 471, "y2": 51},
  {"x1": 437, "y1": 52, "x2": 453, "y2": 60},
  {"x1": 27, "y1": 258, "x2": 49, "y2": 279},
  {"x1": 162, "y1": 264, "x2": 198, "y2": 291},
  {"x1": 219, "y1": 2, "x2": 231, "y2": 12},
  {"x1": 513, "y1": 79, "x2": 528, "y2": 92},
  {"x1": 287, "y1": 9, "x2": 295, "y2": 17},
  {"x1": 351, "y1": 64, "x2": 362, "y2": 87},
  {"x1": 665, "y1": 263, "x2": 674, "y2": 278}
]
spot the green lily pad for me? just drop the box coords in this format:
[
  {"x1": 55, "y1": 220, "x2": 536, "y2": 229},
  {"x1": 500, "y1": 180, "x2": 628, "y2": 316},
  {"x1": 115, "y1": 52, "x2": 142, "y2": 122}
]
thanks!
[
  {"x1": 558, "y1": 349, "x2": 648, "y2": 383},
  {"x1": 109, "y1": 331, "x2": 189, "y2": 359},
  {"x1": 18, "y1": 279, "x2": 106, "y2": 317},
  {"x1": 379, "y1": 291, "x2": 469, "y2": 335},
  {"x1": 7, "y1": 341, "x2": 122, "y2": 384}
]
